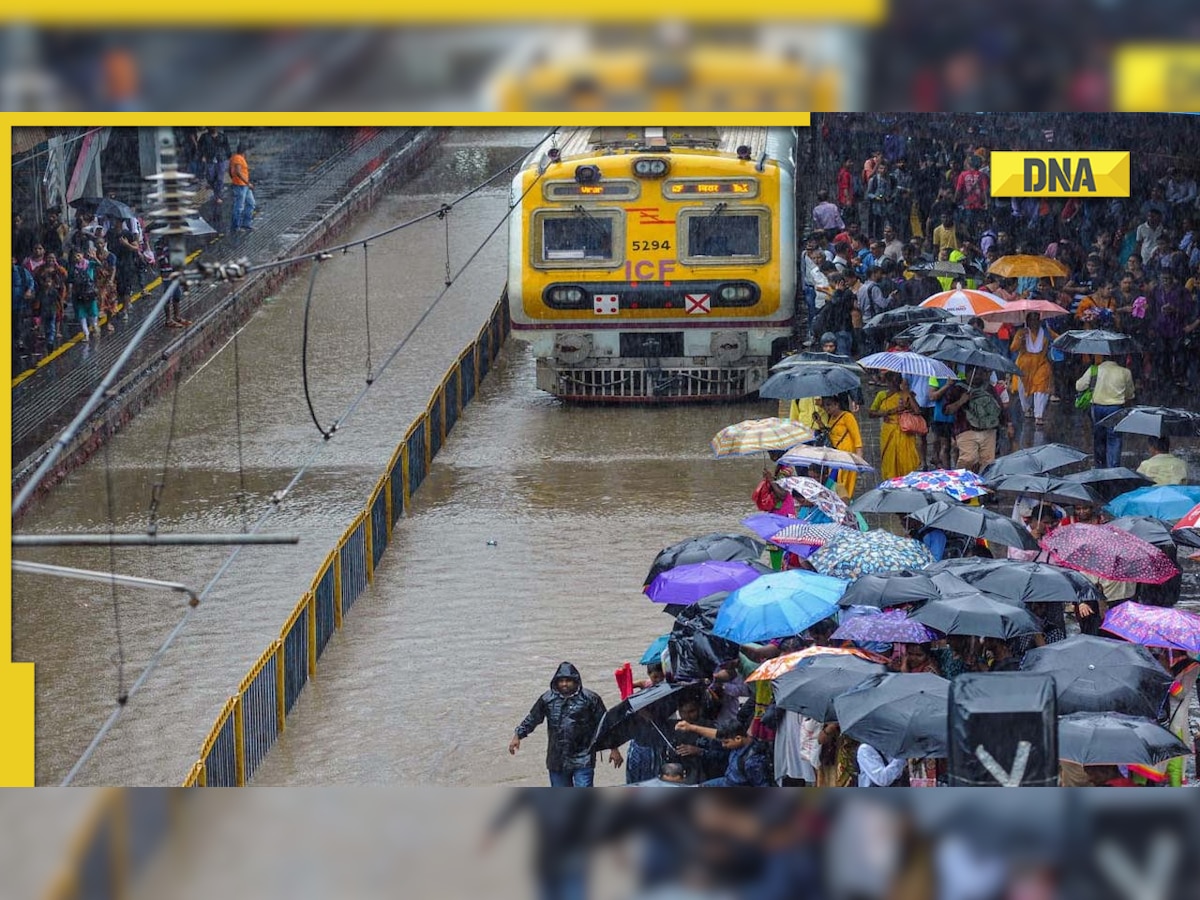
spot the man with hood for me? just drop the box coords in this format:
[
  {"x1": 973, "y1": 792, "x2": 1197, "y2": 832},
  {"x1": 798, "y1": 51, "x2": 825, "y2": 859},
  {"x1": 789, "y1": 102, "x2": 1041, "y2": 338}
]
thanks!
[{"x1": 510, "y1": 662, "x2": 621, "y2": 786}]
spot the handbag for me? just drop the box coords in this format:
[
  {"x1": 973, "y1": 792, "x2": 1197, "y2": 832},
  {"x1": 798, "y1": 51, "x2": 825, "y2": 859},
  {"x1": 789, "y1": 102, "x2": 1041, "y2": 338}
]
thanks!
[
  {"x1": 899, "y1": 410, "x2": 928, "y2": 435},
  {"x1": 1075, "y1": 364, "x2": 1098, "y2": 410}
]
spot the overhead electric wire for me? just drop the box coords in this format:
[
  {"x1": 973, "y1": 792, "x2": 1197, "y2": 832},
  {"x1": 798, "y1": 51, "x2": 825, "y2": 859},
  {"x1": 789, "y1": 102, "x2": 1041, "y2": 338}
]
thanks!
[{"x1": 56, "y1": 127, "x2": 563, "y2": 784}]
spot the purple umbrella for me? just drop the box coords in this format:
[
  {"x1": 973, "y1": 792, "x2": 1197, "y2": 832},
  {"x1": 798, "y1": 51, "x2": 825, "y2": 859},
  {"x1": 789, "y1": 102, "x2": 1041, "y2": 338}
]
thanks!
[
  {"x1": 831, "y1": 610, "x2": 938, "y2": 644},
  {"x1": 740, "y1": 512, "x2": 799, "y2": 541},
  {"x1": 645, "y1": 560, "x2": 768, "y2": 606},
  {"x1": 1101, "y1": 602, "x2": 1200, "y2": 654}
]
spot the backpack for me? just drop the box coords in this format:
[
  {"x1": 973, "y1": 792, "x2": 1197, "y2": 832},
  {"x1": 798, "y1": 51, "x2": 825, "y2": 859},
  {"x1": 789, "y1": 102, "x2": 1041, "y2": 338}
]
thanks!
[{"x1": 964, "y1": 386, "x2": 1002, "y2": 431}]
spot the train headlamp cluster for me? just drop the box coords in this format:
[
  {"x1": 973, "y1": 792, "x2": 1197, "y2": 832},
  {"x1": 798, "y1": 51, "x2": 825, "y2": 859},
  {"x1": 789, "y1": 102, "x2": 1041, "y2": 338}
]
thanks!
[
  {"x1": 575, "y1": 165, "x2": 601, "y2": 184},
  {"x1": 632, "y1": 158, "x2": 670, "y2": 179}
]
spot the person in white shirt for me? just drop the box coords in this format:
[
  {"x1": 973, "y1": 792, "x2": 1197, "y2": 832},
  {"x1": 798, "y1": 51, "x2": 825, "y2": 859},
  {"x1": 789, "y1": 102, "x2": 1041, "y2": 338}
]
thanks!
[{"x1": 857, "y1": 743, "x2": 906, "y2": 786}]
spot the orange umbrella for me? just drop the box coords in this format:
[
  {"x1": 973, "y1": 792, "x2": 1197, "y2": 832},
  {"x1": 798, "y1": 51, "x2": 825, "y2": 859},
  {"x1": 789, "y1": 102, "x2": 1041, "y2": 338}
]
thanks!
[
  {"x1": 987, "y1": 254, "x2": 1070, "y2": 279},
  {"x1": 746, "y1": 644, "x2": 889, "y2": 683}
]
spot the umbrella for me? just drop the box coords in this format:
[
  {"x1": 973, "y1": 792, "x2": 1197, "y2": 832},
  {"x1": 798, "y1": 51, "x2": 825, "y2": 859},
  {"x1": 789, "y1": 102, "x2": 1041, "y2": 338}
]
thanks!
[
  {"x1": 745, "y1": 645, "x2": 888, "y2": 683},
  {"x1": 1059, "y1": 467, "x2": 1153, "y2": 502},
  {"x1": 769, "y1": 523, "x2": 857, "y2": 549},
  {"x1": 988, "y1": 474, "x2": 1106, "y2": 506},
  {"x1": 831, "y1": 609, "x2": 939, "y2": 644},
  {"x1": 711, "y1": 418, "x2": 815, "y2": 457},
  {"x1": 1105, "y1": 485, "x2": 1200, "y2": 524},
  {"x1": 645, "y1": 560, "x2": 767, "y2": 606},
  {"x1": 772, "y1": 655, "x2": 889, "y2": 721},
  {"x1": 1101, "y1": 601, "x2": 1200, "y2": 654},
  {"x1": 590, "y1": 681, "x2": 705, "y2": 752},
  {"x1": 863, "y1": 305, "x2": 954, "y2": 333},
  {"x1": 640, "y1": 634, "x2": 671, "y2": 665},
  {"x1": 662, "y1": 590, "x2": 729, "y2": 622},
  {"x1": 777, "y1": 444, "x2": 874, "y2": 473},
  {"x1": 977, "y1": 299, "x2": 1071, "y2": 325},
  {"x1": 919, "y1": 289, "x2": 1008, "y2": 317},
  {"x1": 896, "y1": 322, "x2": 985, "y2": 342},
  {"x1": 1019, "y1": 634, "x2": 1172, "y2": 717},
  {"x1": 775, "y1": 476, "x2": 850, "y2": 522},
  {"x1": 69, "y1": 196, "x2": 138, "y2": 220},
  {"x1": 986, "y1": 254, "x2": 1070, "y2": 279},
  {"x1": 644, "y1": 533, "x2": 765, "y2": 586},
  {"x1": 908, "y1": 501, "x2": 1040, "y2": 550},
  {"x1": 980, "y1": 444, "x2": 1090, "y2": 480},
  {"x1": 759, "y1": 365, "x2": 861, "y2": 400},
  {"x1": 1172, "y1": 502, "x2": 1200, "y2": 549},
  {"x1": 906, "y1": 260, "x2": 984, "y2": 279},
  {"x1": 850, "y1": 486, "x2": 961, "y2": 515},
  {"x1": 909, "y1": 332, "x2": 993, "y2": 356},
  {"x1": 1051, "y1": 329, "x2": 1135, "y2": 356},
  {"x1": 740, "y1": 513, "x2": 802, "y2": 541},
  {"x1": 1095, "y1": 405, "x2": 1200, "y2": 438},
  {"x1": 810, "y1": 530, "x2": 936, "y2": 580},
  {"x1": 910, "y1": 592, "x2": 1042, "y2": 639},
  {"x1": 667, "y1": 596, "x2": 743, "y2": 681},
  {"x1": 836, "y1": 571, "x2": 945, "y2": 609},
  {"x1": 857, "y1": 351, "x2": 956, "y2": 379},
  {"x1": 1106, "y1": 516, "x2": 1178, "y2": 550},
  {"x1": 879, "y1": 469, "x2": 989, "y2": 502},
  {"x1": 926, "y1": 345, "x2": 1022, "y2": 376},
  {"x1": 1057, "y1": 713, "x2": 1190, "y2": 766},
  {"x1": 712, "y1": 570, "x2": 845, "y2": 643},
  {"x1": 1041, "y1": 523, "x2": 1179, "y2": 585},
  {"x1": 834, "y1": 672, "x2": 951, "y2": 759},
  {"x1": 772, "y1": 351, "x2": 862, "y2": 372},
  {"x1": 925, "y1": 558, "x2": 1102, "y2": 605}
]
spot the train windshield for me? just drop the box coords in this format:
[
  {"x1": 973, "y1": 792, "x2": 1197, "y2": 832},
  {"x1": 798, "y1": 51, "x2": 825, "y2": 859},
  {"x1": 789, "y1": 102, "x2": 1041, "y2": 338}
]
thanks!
[
  {"x1": 685, "y1": 212, "x2": 763, "y2": 259},
  {"x1": 541, "y1": 213, "x2": 615, "y2": 261}
]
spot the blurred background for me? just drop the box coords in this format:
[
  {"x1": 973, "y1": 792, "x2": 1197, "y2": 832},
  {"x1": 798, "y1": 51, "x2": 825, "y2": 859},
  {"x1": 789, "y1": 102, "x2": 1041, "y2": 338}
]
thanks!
[{"x1": 1, "y1": 2, "x2": 1199, "y2": 112}]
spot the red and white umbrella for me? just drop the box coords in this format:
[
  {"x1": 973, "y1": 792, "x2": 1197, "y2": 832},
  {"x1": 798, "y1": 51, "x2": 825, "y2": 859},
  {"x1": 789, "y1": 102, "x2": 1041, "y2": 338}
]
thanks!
[{"x1": 920, "y1": 289, "x2": 1008, "y2": 317}]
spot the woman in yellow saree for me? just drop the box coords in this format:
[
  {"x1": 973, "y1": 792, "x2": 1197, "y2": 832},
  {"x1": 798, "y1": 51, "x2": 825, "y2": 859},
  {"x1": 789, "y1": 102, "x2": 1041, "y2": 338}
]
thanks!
[
  {"x1": 869, "y1": 371, "x2": 921, "y2": 481},
  {"x1": 821, "y1": 394, "x2": 863, "y2": 498}
]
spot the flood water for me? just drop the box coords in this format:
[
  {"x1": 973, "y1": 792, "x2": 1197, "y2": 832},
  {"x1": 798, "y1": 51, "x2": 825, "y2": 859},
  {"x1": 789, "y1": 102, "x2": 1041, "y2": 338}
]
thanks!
[{"x1": 13, "y1": 128, "x2": 1199, "y2": 786}]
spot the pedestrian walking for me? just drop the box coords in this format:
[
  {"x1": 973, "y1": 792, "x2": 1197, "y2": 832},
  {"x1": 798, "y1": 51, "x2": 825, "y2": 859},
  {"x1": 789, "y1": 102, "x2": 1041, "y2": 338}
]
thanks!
[
  {"x1": 197, "y1": 126, "x2": 232, "y2": 203},
  {"x1": 228, "y1": 144, "x2": 256, "y2": 232},
  {"x1": 1077, "y1": 356, "x2": 1134, "y2": 468},
  {"x1": 510, "y1": 662, "x2": 621, "y2": 787}
]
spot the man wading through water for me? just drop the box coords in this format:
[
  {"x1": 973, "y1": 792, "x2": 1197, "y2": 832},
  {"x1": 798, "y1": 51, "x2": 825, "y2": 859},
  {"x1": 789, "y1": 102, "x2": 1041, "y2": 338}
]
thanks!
[{"x1": 510, "y1": 662, "x2": 622, "y2": 786}]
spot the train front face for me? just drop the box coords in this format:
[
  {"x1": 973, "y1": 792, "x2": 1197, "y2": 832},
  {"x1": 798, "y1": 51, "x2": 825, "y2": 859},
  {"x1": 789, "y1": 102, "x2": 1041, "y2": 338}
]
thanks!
[{"x1": 508, "y1": 133, "x2": 796, "y2": 402}]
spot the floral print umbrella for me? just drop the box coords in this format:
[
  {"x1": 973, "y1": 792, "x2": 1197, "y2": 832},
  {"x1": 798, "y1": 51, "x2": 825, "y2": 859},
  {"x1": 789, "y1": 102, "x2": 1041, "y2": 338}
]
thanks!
[
  {"x1": 1101, "y1": 602, "x2": 1200, "y2": 654},
  {"x1": 810, "y1": 530, "x2": 936, "y2": 580},
  {"x1": 880, "y1": 469, "x2": 989, "y2": 502},
  {"x1": 1041, "y1": 524, "x2": 1180, "y2": 585},
  {"x1": 775, "y1": 476, "x2": 850, "y2": 523},
  {"x1": 711, "y1": 417, "x2": 815, "y2": 457},
  {"x1": 745, "y1": 645, "x2": 888, "y2": 683},
  {"x1": 831, "y1": 609, "x2": 938, "y2": 644}
]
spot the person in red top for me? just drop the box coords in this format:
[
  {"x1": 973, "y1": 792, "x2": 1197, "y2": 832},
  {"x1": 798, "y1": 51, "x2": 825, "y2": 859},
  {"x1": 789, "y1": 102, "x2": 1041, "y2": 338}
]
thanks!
[
  {"x1": 837, "y1": 158, "x2": 855, "y2": 213},
  {"x1": 228, "y1": 144, "x2": 256, "y2": 232},
  {"x1": 954, "y1": 155, "x2": 990, "y2": 237}
]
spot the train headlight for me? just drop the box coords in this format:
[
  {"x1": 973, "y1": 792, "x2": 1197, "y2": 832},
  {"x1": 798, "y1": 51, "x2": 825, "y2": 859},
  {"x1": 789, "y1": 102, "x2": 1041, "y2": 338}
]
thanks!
[
  {"x1": 719, "y1": 285, "x2": 753, "y2": 301},
  {"x1": 575, "y1": 165, "x2": 600, "y2": 184},
  {"x1": 632, "y1": 158, "x2": 669, "y2": 179},
  {"x1": 549, "y1": 287, "x2": 585, "y2": 303}
]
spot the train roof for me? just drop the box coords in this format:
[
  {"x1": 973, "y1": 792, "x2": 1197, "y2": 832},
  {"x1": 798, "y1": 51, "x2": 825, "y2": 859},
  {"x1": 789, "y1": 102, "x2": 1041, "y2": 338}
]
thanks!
[{"x1": 543, "y1": 126, "x2": 795, "y2": 175}]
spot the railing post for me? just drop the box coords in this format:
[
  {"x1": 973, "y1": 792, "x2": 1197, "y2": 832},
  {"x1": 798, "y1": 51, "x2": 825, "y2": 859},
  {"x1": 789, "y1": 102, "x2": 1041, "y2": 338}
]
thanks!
[{"x1": 233, "y1": 695, "x2": 245, "y2": 787}]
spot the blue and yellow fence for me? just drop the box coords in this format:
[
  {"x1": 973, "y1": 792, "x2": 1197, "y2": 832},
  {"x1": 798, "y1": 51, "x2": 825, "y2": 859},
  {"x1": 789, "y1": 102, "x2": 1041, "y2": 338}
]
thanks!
[{"x1": 183, "y1": 297, "x2": 510, "y2": 787}]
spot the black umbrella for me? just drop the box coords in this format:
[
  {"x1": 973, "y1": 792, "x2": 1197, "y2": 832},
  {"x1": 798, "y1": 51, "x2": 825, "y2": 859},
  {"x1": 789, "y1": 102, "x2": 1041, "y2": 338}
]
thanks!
[
  {"x1": 1019, "y1": 635, "x2": 1173, "y2": 718},
  {"x1": 988, "y1": 474, "x2": 1106, "y2": 506},
  {"x1": 69, "y1": 196, "x2": 138, "y2": 220},
  {"x1": 896, "y1": 322, "x2": 985, "y2": 342},
  {"x1": 1056, "y1": 712, "x2": 1190, "y2": 766},
  {"x1": 906, "y1": 260, "x2": 985, "y2": 279},
  {"x1": 909, "y1": 332, "x2": 993, "y2": 356},
  {"x1": 1052, "y1": 329, "x2": 1136, "y2": 356},
  {"x1": 837, "y1": 571, "x2": 946, "y2": 609},
  {"x1": 910, "y1": 592, "x2": 1041, "y2": 639},
  {"x1": 772, "y1": 351, "x2": 861, "y2": 371},
  {"x1": 980, "y1": 444, "x2": 1090, "y2": 480},
  {"x1": 589, "y1": 681, "x2": 705, "y2": 752},
  {"x1": 850, "y1": 487, "x2": 960, "y2": 515},
  {"x1": 925, "y1": 558, "x2": 1102, "y2": 604},
  {"x1": 664, "y1": 592, "x2": 744, "y2": 682},
  {"x1": 927, "y1": 345, "x2": 1022, "y2": 376},
  {"x1": 1095, "y1": 405, "x2": 1200, "y2": 438},
  {"x1": 662, "y1": 590, "x2": 730, "y2": 623},
  {"x1": 759, "y1": 365, "x2": 862, "y2": 400},
  {"x1": 772, "y1": 655, "x2": 887, "y2": 722},
  {"x1": 1107, "y1": 516, "x2": 1177, "y2": 550},
  {"x1": 833, "y1": 672, "x2": 950, "y2": 760},
  {"x1": 644, "y1": 533, "x2": 765, "y2": 586},
  {"x1": 908, "y1": 501, "x2": 1040, "y2": 550},
  {"x1": 864, "y1": 305, "x2": 953, "y2": 334},
  {"x1": 1059, "y1": 467, "x2": 1154, "y2": 502}
]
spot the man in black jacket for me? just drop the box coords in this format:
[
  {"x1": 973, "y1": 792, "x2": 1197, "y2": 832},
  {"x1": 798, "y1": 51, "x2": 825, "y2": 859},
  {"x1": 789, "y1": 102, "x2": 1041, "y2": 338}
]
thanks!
[{"x1": 510, "y1": 661, "x2": 621, "y2": 786}]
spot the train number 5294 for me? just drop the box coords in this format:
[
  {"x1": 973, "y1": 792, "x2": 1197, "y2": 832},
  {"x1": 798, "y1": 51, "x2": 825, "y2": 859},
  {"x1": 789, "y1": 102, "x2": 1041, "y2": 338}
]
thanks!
[{"x1": 630, "y1": 240, "x2": 671, "y2": 252}]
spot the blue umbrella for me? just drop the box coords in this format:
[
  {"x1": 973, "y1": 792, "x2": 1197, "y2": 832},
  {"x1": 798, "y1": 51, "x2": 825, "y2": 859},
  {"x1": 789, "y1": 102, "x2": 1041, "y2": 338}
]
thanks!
[
  {"x1": 712, "y1": 570, "x2": 845, "y2": 643},
  {"x1": 1105, "y1": 485, "x2": 1200, "y2": 524},
  {"x1": 640, "y1": 634, "x2": 671, "y2": 666},
  {"x1": 645, "y1": 559, "x2": 768, "y2": 605}
]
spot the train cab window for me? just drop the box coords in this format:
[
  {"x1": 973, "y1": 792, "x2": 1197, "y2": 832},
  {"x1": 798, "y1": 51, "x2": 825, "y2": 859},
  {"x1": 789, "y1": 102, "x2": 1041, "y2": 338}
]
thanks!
[
  {"x1": 533, "y1": 209, "x2": 623, "y2": 268},
  {"x1": 679, "y1": 208, "x2": 769, "y2": 265}
]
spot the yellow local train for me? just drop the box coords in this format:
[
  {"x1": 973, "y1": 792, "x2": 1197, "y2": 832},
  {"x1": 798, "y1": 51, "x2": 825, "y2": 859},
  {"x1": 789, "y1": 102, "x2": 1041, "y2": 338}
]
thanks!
[{"x1": 507, "y1": 126, "x2": 798, "y2": 401}]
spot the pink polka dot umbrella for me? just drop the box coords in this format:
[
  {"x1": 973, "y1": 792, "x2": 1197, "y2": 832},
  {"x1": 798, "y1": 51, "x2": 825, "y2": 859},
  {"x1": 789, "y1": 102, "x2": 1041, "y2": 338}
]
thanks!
[{"x1": 1040, "y1": 524, "x2": 1179, "y2": 585}]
